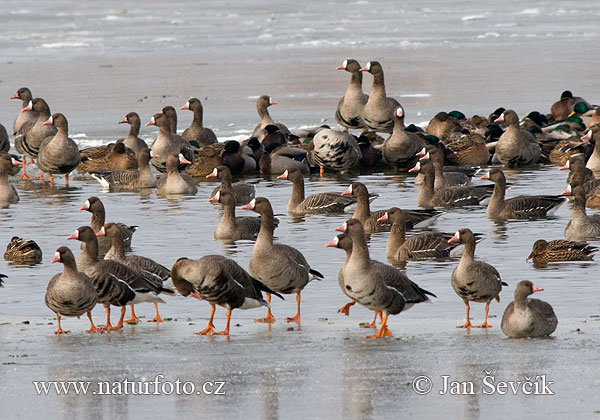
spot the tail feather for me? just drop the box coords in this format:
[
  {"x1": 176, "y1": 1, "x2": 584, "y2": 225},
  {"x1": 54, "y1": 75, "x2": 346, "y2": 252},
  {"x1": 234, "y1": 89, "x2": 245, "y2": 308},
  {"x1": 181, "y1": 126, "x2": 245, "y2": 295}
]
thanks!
[
  {"x1": 309, "y1": 268, "x2": 324, "y2": 279},
  {"x1": 252, "y1": 278, "x2": 285, "y2": 300},
  {"x1": 91, "y1": 174, "x2": 110, "y2": 189}
]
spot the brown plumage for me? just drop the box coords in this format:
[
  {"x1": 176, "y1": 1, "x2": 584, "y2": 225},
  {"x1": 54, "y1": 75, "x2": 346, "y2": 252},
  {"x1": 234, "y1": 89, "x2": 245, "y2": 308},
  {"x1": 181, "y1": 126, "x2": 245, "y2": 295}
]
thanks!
[
  {"x1": 527, "y1": 239, "x2": 597, "y2": 265},
  {"x1": 180, "y1": 98, "x2": 218, "y2": 146},
  {"x1": 207, "y1": 165, "x2": 255, "y2": 206},
  {"x1": 335, "y1": 59, "x2": 368, "y2": 131},
  {"x1": 501, "y1": 281, "x2": 558, "y2": 338},
  {"x1": 210, "y1": 190, "x2": 264, "y2": 242},
  {"x1": 78, "y1": 142, "x2": 137, "y2": 173},
  {"x1": 4, "y1": 236, "x2": 42, "y2": 263}
]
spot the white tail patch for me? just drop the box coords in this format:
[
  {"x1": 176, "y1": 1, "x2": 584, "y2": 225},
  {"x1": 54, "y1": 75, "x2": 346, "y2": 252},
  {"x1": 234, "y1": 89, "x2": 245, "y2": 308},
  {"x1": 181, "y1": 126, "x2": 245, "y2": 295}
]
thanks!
[{"x1": 91, "y1": 174, "x2": 110, "y2": 189}]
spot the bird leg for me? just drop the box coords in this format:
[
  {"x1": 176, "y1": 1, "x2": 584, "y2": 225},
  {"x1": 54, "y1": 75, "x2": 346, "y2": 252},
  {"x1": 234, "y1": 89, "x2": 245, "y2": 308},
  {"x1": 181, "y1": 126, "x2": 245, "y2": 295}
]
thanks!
[
  {"x1": 20, "y1": 157, "x2": 33, "y2": 179},
  {"x1": 86, "y1": 311, "x2": 99, "y2": 333},
  {"x1": 65, "y1": 174, "x2": 70, "y2": 187},
  {"x1": 474, "y1": 302, "x2": 493, "y2": 328},
  {"x1": 107, "y1": 306, "x2": 127, "y2": 330},
  {"x1": 48, "y1": 174, "x2": 55, "y2": 187},
  {"x1": 361, "y1": 311, "x2": 382, "y2": 328},
  {"x1": 126, "y1": 304, "x2": 139, "y2": 323},
  {"x1": 36, "y1": 170, "x2": 44, "y2": 180},
  {"x1": 319, "y1": 167, "x2": 325, "y2": 176},
  {"x1": 285, "y1": 293, "x2": 301, "y2": 323},
  {"x1": 99, "y1": 305, "x2": 113, "y2": 330},
  {"x1": 254, "y1": 293, "x2": 276, "y2": 323},
  {"x1": 195, "y1": 305, "x2": 216, "y2": 335},
  {"x1": 215, "y1": 309, "x2": 232, "y2": 335},
  {"x1": 337, "y1": 300, "x2": 355, "y2": 316},
  {"x1": 148, "y1": 302, "x2": 164, "y2": 323},
  {"x1": 366, "y1": 314, "x2": 393, "y2": 338},
  {"x1": 54, "y1": 314, "x2": 70, "y2": 334},
  {"x1": 457, "y1": 301, "x2": 473, "y2": 328}
]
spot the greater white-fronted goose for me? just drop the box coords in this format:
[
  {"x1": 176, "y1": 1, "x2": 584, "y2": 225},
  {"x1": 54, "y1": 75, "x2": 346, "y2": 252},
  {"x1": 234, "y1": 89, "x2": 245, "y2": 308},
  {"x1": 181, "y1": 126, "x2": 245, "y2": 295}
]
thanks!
[
  {"x1": 335, "y1": 59, "x2": 369, "y2": 131},
  {"x1": 278, "y1": 168, "x2": 357, "y2": 214},
  {"x1": 98, "y1": 223, "x2": 174, "y2": 323},
  {"x1": 80, "y1": 196, "x2": 137, "y2": 257},
  {"x1": 118, "y1": 112, "x2": 149, "y2": 156},
  {"x1": 241, "y1": 197, "x2": 323, "y2": 323},
  {"x1": 333, "y1": 219, "x2": 435, "y2": 338},
  {"x1": 493, "y1": 110, "x2": 541, "y2": 166},
  {"x1": 78, "y1": 142, "x2": 137, "y2": 173},
  {"x1": 252, "y1": 95, "x2": 290, "y2": 140},
  {"x1": 209, "y1": 191, "x2": 263, "y2": 242},
  {"x1": 37, "y1": 113, "x2": 80, "y2": 187},
  {"x1": 410, "y1": 160, "x2": 492, "y2": 209},
  {"x1": 259, "y1": 143, "x2": 309, "y2": 175},
  {"x1": 359, "y1": 61, "x2": 401, "y2": 133},
  {"x1": 307, "y1": 128, "x2": 361, "y2": 175},
  {"x1": 171, "y1": 255, "x2": 283, "y2": 335},
  {"x1": 527, "y1": 239, "x2": 597, "y2": 265},
  {"x1": 45, "y1": 246, "x2": 99, "y2": 334},
  {"x1": 481, "y1": 168, "x2": 565, "y2": 219},
  {"x1": 91, "y1": 147, "x2": 157, "y2": 190},
  {"x1": 418, "y1": 146, "x2": 471, "y2": 189},
  {"x1": 146, "y1": 112, "x2": 195, "y2": 173},
  {"x1": 501, "y1": 281, "x2": 558, "y2": 338},
  {"x1": 324, "y1": 233, "x2": 383, "y2": 328},
  {"x1": 565, "y1": 186, "x2": 600, "y2": 240},
  {"x1": 561, "y1": 156, "x2": 600, "y2": 203},
  {"x1": 4, "y1": 236, "x2": 42, "y2": 263},
  {"x1": 68, "y1": 226, "x2": 165, "y2": 330},
  {"x1": 0, "y1": 124, "x2": 8, "y2": 155},
  {"x1": 449, "y1": 228, "x2": 506, "y2": 328},
  {"x1": 582, "y1": 124, "x2": 600, "y2": 175},
  {"x1": 379, "y1": 208, "x2": 458, "y2": 261},
  {"x1": 184, "y1": 142, "x2": 224, "y2": 177},
  {"x1": 156, "y1": 153, "x2": 198, "y2": 195},
  {"x1": 0, "y1": 155, "x2": 20, "y2": 207},
  {"x1": 381, "y1": 106, "x2": 425, "y2": 170},
  {"x1": 14, "y1": 98, "x2": 56, "y2": 179},
  {"x1": 180, "y1": 98, "x2": 217, "y2": 146},
  {"x1": 207, "y1": 166, "x2": 255, "y2": 206},
  {"x1": 11, "y1": 87, "x2": 37, "y2": 134},
  {"x1": 342, "y1": 181, "x2": 441, "y2": 233}
]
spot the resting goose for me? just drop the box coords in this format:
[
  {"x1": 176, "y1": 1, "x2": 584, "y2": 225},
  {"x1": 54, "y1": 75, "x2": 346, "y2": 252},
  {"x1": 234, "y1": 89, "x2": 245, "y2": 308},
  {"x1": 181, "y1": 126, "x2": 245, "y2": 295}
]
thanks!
[
  {"x1": 565, "y1": 186, "x2": 600, "y2": 240},
  {"x1": 80, "y1": 196, "x2": 137, "y2": 257},
  {"x1": 481, "y1": 168, "x2": 565, "y2": 219},
  {"x1": 324, "y1": 233, "x2": 383, "y2": 328},
  {"x1": 78, "y1": 142, "x2": 137, "y2": 173},
  {"x1": 501, "y1": 281, "x2": 558, "y2": 338},
  {"x1": 98, "y1": 223, "x2": 174, "y2": 323},
  {"x1": 118, "y1": 112, "x2": 149, "y2": 156},
  {"x1": 527, "y1": 239, "x2": 597, "y2": 265},
  {"x1": 252, "y1": 95, "x2": 290, "y2": 140},
  {"x1": 37, "y1": 113, "x2": 80, "y2": 187},
  {"x1": 171, "y1": 255, "x2": 283, "y2": 335},
  {"x1": 259, "y1": 142, "x2": 309, "y2": 175},
  {"x1": 241, "y1": 197, "x2": 323, "y2": 323},
  {"x1": 379, "y1": 208, "x2": 458, "y2": 261},
  {"x1": 493, "y1": 110, "x2": 541, "y2": 166},
  {"x1": 68, "y1": 226, "x2": 166, "y2": 330},
  {"x1": 307, "y1": 128, "x2": 362, "y2": 175},
  {"x1": 146, "y1": 112, "x2": 195, "y2": 173},
  {"x1": 91, "y1": 147, "x2": 157, "y2": 190},
  {"x1": 180, "y1": 98, "x2": 217, "y2": 146},
  {"x1": 449, "y1": 228, "x2": 506, "y2": 328},
  {"x1": 0, "y1": 155, "x2": 20, "y2": 207},
  {"x1": 207, "y1": 165, "x2": 255, "y2": 206},
  {"x1": 426, "y1": 112, "x2": 462, "y2": 142},
  {"x1": 359, "y1": 61, "x2": 401, "y2": 133},
  {"x1": 409, "y1": 160, "x2": 492, "y2": 209},
  {"x1": 278, "y1": 168, "x2": 357, "y2": 214},
  {"x1": 11, "y1": 87, "x2": 37, "y2": 135},
  {"x1": 4, "y1": 236, "x2": 42, "y2": 264},
  {"x1": 156, "y1": 153, "x2": 198, "y2": 195},
  {"x1": 333, "y1": 219, "x2": 435, "y2": 338},
  {"x1": 335, "y1": 59, "x2": 369, "y2": 131},
  {"x1": 45, "y1": 246, "x2": 99, "y2": 334},
  {"x1": 342, "y1": 181, "x2": 442, "y2": 233},
  {"x1": 382, "y1": 106, "x2": 425, "y2": 170},
  {"x1": 209, "y1": 191, "x2": 263, "y2": 242}
]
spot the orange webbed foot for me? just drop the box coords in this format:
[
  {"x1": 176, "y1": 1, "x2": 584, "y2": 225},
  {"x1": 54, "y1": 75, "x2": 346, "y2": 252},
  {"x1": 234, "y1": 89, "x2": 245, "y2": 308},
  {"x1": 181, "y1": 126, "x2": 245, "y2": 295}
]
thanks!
[
  {"x1": 148, "y1": 315, "x2": 164, "y2": 323},
  {"x1": 254, "y1": 315, "x2": 276, "y2": 324},
  {"x1": 194, "y1": 324, "x2": 216, "y2": 335},
  {"x1": 54, "y1": 328, "x2": 71, "y2": 334},
  {"x1": 86, "y1": 326, "x2": 99, "y2": 333},
  {"x1": 285, "y1": 314, "x2": 301, "y2": 323},
  {"x1": 337, "y1": 301, "x2": 355, "y2": 316},
  {"x1": 474, "y1": 322, "x2": 492, "y2": 328},
  {"x1": 365, "y1": 325, "x2": 393, "y2": 339}
]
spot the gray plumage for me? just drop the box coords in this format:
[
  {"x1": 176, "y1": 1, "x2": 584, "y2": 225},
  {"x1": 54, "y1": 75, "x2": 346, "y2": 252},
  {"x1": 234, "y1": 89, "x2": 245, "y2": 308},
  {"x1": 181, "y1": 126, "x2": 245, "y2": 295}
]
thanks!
[
  {"x1": 493, "y1": 110, "x2": 541, "y2": 166},
  {"x1": 565, "y1": 186, "x2": 600, "y2": 240},
  {"x1": 382, "y1": 106, "x2": 426, "y2": 170},
  {"x1": 501, "y1": 281, "x2": 558, "y2": 338},
  {"x1": 14, "y1": 98, "x2": 56, "y2": 159},
  {"x1": 148, "y1": 112, "x2": 195, "y2": 173},
  {"x1": 11, "y1": 87, "x2": 37, "y2": 135},
  {"x1": 307, "y1": 129, "x2": 361, "y2": 172},
  {"x1": 156, "y1": 153, "x2": 198, "y2": 195},
  {"x1": 36, "y1": 113, "x2": 81, "y2": 176},
  {"x1": 118, "y1": 112, "x2": 149, "y2": 156},
  {"x1": 0, "y1": 154, "x2": 19, "y2": 207},
  {"x1": 252, "y1": 95, "x2": 290, "y2": 140},
  {"x1": 208, "y1": 165, "x2": 255, "y2": 206},
  {"x1": 181, "y1": 98, "x2": 218, "y2": 146},
  {"x1": 335, "y1": 59, "x2": 369, "y2": 131},
  {"x1": 359, "y1": 61, "x2": 401, "y2": 134},
  {"x1": 212, "y1": 190, "x2": 264, "y2": 242},
  {"x1": 91, "y1": 147, "x2": 157, "y2": 190}
]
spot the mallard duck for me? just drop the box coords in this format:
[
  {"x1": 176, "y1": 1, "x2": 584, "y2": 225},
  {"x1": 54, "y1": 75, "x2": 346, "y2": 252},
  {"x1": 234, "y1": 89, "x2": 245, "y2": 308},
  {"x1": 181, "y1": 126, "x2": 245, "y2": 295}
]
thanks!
[
  {"x1": 527, "y1": 239, "x2": 597, "y2": 264},
  {"x1": 78, "y1": 142, "x2": 137, "y2": 173},
  {"x1": 184, "y1": 143, "x2": 224, "y2": 177},
  {"x1": 4, "y1": 237, "x2": 42, "y2": 263},
  {"x1": 445, "y1": 132, "x2": 490, "y2": 166}
]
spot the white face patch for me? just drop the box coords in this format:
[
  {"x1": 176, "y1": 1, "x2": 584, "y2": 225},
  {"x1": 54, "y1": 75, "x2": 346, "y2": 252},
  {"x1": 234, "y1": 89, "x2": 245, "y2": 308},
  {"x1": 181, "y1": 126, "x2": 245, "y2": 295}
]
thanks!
[
  {"x1": 348, "y1": 184, "x2": 353, "y2": 193},
  {"x1": 73, "y1": 230, "x2": 79, "y2": 239},
  {"x1": 178, "y1": 153, "x2": 185, "y2": 161},
  {"x1": 185, "y1": 101, "x2": 190, "y2": 108},
  {"x1": 333, "y1": 236, "x2": 339, "y2": 246},
  {"x1": 249, "y1": 198, "x2": 256, "y2": 209},
  {"x1": 424, "y1": 152, "x2": 430, "y2": 160},
  {"x1": 343, "y1": 222, "x2": 348, "y2": 232},
  {"x1": 455, "y1": 231, "x2": 460, "y2": 240},
  {"x1": 215, "y1": 191, "x2": 220, "y2": 200},
  {"x1": 342, "y1": 59, "x2": 348, "y2": 69},
  {"x1": 396, "y1": 107, "x2": 404, "y2": 117},
  {"x1": 366, "y1": 61, "x2": 372, "y2": 71},
  {"x1": 211, "y1": 167, "x2": 218, "y2": 176},
  {"x1": 54, "y1": 251, "x2": 61, "y2": 261},
  {"x1": 283, "y1": 169, "x2": 288, "y2": 178},
  {"x1": 415, "y1": 162, "x2": 420, "y2": 171},
  {"x1": 151, "y1": 116, "x2": 155, "y2": 124},
  {"x1": 48, "y1": 115, "x2": 53, "y2": 124}
]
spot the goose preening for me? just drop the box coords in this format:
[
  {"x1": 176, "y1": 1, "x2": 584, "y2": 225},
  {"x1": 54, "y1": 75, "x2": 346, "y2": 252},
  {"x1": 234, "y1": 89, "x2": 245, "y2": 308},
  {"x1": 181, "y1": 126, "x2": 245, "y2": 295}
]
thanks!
[
  {"x1": 527, "y1": 239, "x2": 597, "y2": 264},
  {"x1": 501, "y1": 281, "x2": 558, "y2": 338},
  {"x1": 207, "y1": 165, "x2": 255, "y2": 206},
  {"x1": 98, "y1": 223, "x2": 174, "y2": 323},
  {"x1": 307, "y1": 128, "x2": 362, "y2": 175},
  {"x1": 170, "y1": 255, "x2": 284, "y2": 335},
  {"x1": 241, "y1": 197, "x2": 323, "y2": 323},
  {"x1": 332, "y1": 219, "x2": 436, "y2": 338},
  {"x1": 481, "y1": 168, "x2": 565, "y2": 219},
  {"x1": 335, "y1": 59, "x2": 368, "y2": 131},
  {"x1": 37, "y1": 113, "x2": 80, "y2": 187},
  {"x1": 449, "y1": 228, "x2": 507, "y2": 328},
  {"x1": 45, "y1": 247, "x2": 98, "y2": 334}
]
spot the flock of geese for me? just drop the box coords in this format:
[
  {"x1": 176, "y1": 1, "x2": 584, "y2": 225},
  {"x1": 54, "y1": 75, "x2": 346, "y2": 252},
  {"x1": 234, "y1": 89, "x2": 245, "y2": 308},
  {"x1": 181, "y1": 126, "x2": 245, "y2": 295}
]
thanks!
[{"x1": 3, "y1": 59, "x2": 600, "y2": 339}]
